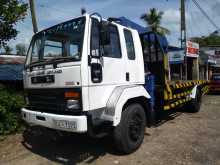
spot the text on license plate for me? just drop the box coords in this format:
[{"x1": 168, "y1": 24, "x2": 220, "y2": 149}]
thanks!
[{"x1": 54, "y1": 120, "x2": 77, "y2": 130}]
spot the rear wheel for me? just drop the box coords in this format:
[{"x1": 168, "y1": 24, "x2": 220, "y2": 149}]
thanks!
[
  {"x1": 113, "y1": 104, "x2": 146, "y2": 154},
  {"x1": 188, "y1": 89, "x2": 202, "y2": 113}
]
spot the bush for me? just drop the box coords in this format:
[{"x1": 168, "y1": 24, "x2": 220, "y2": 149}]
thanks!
[{"x1": 0, "y1": 85, "x2": 25, "y2": 135}]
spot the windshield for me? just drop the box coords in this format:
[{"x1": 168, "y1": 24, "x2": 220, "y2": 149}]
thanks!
[{"x1": 26, "y1": 17, "x2": 86, "y2": 66}]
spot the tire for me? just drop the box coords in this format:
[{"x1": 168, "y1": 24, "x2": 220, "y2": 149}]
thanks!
[
  {"x1": 188, "y1": 89, "x2": 202, "y2": 113},
  {"x1": 113, "y1": 104, "x2": 146, "y2": 154}
]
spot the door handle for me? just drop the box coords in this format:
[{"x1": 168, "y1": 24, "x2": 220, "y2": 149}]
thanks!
[{"x1": 126, "y1": 72, "x2": 130, "y2": 81}]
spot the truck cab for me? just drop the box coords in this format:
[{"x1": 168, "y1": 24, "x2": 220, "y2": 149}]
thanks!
[
  {"x1": 21, "y1": 13, "x2": 207, "y2": 154},
  {"x1": 22, "y1": 13, "x2": 153, "y2": 153}
]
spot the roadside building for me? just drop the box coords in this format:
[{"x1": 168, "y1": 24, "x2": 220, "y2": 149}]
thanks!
[
  {"x1": 0, "y1": 54, "x2": 25, "y2": 81},
  {"x1": 200, "y1": 46, "x2": 220, "y2": 79},
  {"x1": 186, "y1": 41, "x2": 200, "y2": 80},
  {"x1": 199, "y1": 50, "x2": 216, "y2": 80},
  {"x1": 168, "y1": 46, "x2": 184, "y2": 80},
  {"x1": 168, "y1": 41, "x2": 200, "y2": 81}
]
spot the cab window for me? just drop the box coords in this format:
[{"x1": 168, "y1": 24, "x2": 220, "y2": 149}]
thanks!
[
  {"x1": 91, "y1": 20, "x2": 121, "y2": 58},
  {"x1": 90, "y1": 18, "x2": 100, "y2": 56},
  {"x1": 103, "y1": 25, "x2": 121, "y2": 58},
  {"x1": 124, "y1": 29, "x2": 135, "y2": 60}
]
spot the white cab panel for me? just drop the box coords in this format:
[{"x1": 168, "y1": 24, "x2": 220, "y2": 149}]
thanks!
[{"x1": 23, "y1": 64, "x2": 81, "y2": 89}]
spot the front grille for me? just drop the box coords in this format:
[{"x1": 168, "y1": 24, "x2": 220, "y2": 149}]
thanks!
[{"x1": 26, "y1": 88, "x2": 81, "y2": 113}]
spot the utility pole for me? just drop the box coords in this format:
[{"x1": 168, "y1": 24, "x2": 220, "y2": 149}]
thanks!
[
  {"x1": 180, "y1": 0, "x2": 187, "y2": 80},
  {"x1": 29, "y1": 0, "x2": 38, "y2": 33},
  {"x1": 180, "y1": 0, "x2": 186, "y2": 49}
]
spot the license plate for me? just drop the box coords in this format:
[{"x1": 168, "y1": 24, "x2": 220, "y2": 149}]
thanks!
[
  {"x1": 31, "y1": 75, "x2": 55, "y2": 84},
  {"x1": 54, "y1": 120, "x2": 77, "y2": 130}
]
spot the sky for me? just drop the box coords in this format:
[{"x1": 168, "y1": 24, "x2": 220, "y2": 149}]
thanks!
[{"x1": 7, "y1": 0, "x2": 220, "y2": 53}]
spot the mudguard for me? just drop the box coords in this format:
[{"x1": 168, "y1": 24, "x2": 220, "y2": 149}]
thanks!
[
  {"x1": 101, "y1": 85, "x2": 151, "y2": 126},
  {"x1": 190, "y1": 85, "x2": 198, "y2": 99}
]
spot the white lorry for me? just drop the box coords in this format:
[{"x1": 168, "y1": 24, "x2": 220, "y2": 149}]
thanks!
[{"x1": 21, "y1": 13, "x2": 209, "y2": 153}]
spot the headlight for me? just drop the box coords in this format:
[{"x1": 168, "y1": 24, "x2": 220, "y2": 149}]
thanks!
[{"x1": 66, "y1": 99, "x2": 80, "y2": 110}]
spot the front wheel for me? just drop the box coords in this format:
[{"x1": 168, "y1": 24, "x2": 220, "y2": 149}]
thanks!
[{"x1": 113, "y1": 104, "x2": 146, "y2": 154}]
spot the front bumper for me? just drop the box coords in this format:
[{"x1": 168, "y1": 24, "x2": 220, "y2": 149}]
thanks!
[{"x1": 21, "y1": 108, "x2": 87, "y2": 133}]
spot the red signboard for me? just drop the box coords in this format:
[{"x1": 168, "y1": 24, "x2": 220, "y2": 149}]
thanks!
[{"x1": 186, "y1": 41, "x2": 199, "y2": 58}]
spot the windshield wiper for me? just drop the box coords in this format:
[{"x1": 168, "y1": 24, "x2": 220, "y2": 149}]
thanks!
[
  {"x1": 27, "y1": 60, "x2": 47, "y2": 68},
  {"x1": 48, "y1": 56, "x2": 80, "y2": 63},
  {"x1": 26, "y1": 56, "x2": 79, "y2": 69}
]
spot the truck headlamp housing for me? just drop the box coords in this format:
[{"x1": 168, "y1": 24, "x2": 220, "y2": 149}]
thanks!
[{"x1": 66, "y1": 99, "x2": 81, "y2": 110}]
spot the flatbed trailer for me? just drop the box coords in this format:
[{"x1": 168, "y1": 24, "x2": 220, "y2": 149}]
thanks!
[
  {"x1": 139, "y1": 30, "x2": 209, "y2": 113},
  {"x1": 164, "y1": 80, "x2": 209, "y2": 110}
]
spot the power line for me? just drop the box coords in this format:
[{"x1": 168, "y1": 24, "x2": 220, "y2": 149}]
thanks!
[
  {"x1": 187, "y1": 0, "x2": 205, "y2": 36},
  {"x1": 191, "y1": 0, "x2": 220, "y2": 30}
]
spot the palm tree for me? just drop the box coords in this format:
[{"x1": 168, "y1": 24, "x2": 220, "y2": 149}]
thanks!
[{"x1": 140, "y1": 8, "x2": 170, "y2": 36}]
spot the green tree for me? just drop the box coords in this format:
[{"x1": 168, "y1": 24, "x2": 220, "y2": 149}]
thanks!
[
  {"x1": 140, "y1": 8, "x2": 170, "y2": 36},
  {"x1": 0, "y1": 0, "x2": 28, "y2": 48},
  {"x1": 16, "y1": 43, "x2": 26, "y2": 55},
  {"x1": 4, "y1": 45, "x2": 13, "y2": 54},
  {"x1": 191, "y1": 35, "x2": 220, "y2": 46}
]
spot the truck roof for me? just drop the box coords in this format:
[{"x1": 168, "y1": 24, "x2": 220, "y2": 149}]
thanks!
[
  {"x1": 32, "y1": 14, "x2": 169, "y2": 52},
  {"x1": 116, "y1": 16, "x2": 169, "y2": 50}
]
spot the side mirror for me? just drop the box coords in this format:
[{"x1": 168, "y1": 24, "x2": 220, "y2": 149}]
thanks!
[
  {"x1": 100, "y1": 22, "x2": 110, "y2": 46},
  {"x1": 91, "y1": 63, "x2": 102, "y2": 83}
]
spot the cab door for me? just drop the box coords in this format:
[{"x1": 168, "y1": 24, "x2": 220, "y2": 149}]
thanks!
[
  {"x1": 88, "y1": 18, "x2": 126, "y2": 110},
  {"x1": 123, "y1": 29, "x2": 139, "y2": 84}
]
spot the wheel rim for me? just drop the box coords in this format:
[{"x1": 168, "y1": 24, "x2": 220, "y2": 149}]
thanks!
[{"x1": 129, "y1": 113, "x2": 143, "y2": 142}]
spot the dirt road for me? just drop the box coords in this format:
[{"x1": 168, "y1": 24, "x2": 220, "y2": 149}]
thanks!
[{"x1": 0, "y1": 95, "x2": 220, "y2": 165}]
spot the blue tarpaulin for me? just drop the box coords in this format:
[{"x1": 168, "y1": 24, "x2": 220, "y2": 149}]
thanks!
[
  {"x1": 118, "y1": 17, "x2": 150, "y2": 34},
  {"x1": 118, "y1": 17, "x2": 169, "y2": 50}
]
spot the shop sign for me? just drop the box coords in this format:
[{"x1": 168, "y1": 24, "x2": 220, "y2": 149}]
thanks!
[
  {"x1": 169, "y1": 50, "x2": 184, "y2": 64},
  {"x1": 186, "y1": 41, "x2": 199, "y2": 57}
]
